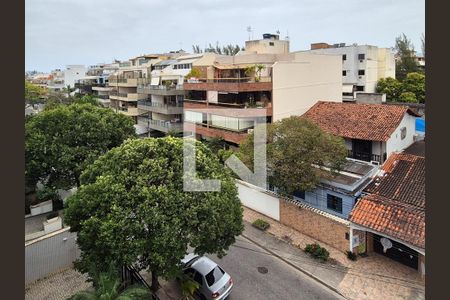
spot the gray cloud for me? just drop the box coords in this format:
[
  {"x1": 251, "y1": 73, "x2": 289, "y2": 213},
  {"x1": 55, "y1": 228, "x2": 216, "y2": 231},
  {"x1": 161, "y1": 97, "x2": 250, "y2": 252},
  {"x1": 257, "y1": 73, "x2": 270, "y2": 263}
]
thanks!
[{"x1": 26, "y1": 0, "x2": 425, "y2": 72}]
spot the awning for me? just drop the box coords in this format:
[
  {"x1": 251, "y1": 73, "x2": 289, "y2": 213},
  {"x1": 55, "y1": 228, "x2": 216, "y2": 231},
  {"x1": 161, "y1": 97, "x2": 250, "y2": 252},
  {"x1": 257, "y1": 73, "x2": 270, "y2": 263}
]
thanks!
[
  {"x1": 343, "y1": 85, "x2": 354, "y2": 93},
  {"x1": 150, "y1": 77, "x2": 160, "y2": 86}
]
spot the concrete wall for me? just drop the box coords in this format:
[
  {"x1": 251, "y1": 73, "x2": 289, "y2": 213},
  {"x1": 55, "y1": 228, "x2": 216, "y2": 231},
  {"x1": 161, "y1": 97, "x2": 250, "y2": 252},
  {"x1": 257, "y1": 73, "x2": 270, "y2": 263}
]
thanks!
[
  {"x1": 280, "y1": 200, "x2": 350, "y2": 252},
  {"x1": 386, "y1": 113, "x2": 416, "y2": 157},
  {"x1": 272, "y1": 54, "x2": 342, "y2": 121},
  {"x1": 244, "y1": 39, "x2": 290, "y2": 55},
  {"x1": 237, "y1": 181, "x2": 280, "y2": 220},
  {"x1": 25, "y1": 228, "x2": 80, "y2": 285}
]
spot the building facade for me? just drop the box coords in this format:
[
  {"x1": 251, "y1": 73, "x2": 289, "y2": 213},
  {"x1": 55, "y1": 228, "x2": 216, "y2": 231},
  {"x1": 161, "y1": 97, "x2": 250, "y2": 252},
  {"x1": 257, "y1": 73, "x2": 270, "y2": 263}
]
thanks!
[{"x1": 299, "y1": 43, "x2": 395, "y2": 99}]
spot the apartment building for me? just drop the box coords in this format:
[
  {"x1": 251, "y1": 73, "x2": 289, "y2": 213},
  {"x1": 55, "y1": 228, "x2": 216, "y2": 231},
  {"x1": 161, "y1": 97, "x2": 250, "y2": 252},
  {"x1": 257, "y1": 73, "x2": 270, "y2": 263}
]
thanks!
[
  {"x1": 108, "y1": 54, "x2": 165, "y2": 123},
  {"x1": 299, "y1": 43, "x2": 395, "y2": 99},
  {"x1": 136, "y1": 54, "x2": 203, "y2": 136},
  {"x1": 182, "y1": 34, "x2": 342, "y2": 147},
  {"x1": 64, "y1": 65, "x2": 87, "y2": 89},
  {"x1": 75, "y1": 62, "x2": 119, "y2": 106}
]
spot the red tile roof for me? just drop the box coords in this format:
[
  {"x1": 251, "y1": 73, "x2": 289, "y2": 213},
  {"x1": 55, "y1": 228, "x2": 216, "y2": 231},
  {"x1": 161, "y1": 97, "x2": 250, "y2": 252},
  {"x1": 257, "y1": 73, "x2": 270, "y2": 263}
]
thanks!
[
  {"x1": 302, "y1": 101, "x2": 420, "y2": 142},
  {"x1": 349, "y1": 153, "x2": 425, "y2": 249}
]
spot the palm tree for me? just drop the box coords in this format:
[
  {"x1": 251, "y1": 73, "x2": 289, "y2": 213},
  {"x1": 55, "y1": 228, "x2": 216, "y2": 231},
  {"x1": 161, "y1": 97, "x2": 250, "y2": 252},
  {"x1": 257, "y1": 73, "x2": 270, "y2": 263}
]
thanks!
[{"x1": 69, "y1": 272, "x2": 152, "y2": 300}]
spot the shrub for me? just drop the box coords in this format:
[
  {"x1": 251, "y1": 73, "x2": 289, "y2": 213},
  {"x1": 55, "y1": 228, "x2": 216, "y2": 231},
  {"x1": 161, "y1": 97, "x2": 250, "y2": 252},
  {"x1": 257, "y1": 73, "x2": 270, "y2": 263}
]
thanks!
[
  {"x1": 346, "y1": 251, "x2": 357, "y2": 261},
  {"x1": 36, "y1": 186, "x2": 59, "y2": 203},
  {"x1": 304, "y1": 243, "x2": 330, "y2": 261},
  {"x1": 252, "y1": 219, "x2": 270, "y2": 231}
]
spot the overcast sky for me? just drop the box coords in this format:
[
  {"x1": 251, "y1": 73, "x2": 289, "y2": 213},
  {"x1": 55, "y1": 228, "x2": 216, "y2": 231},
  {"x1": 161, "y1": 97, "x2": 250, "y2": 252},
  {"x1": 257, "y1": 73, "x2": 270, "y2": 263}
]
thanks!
[{"x1": 26, "y1": 0, "x2": 425, "y2": 72}]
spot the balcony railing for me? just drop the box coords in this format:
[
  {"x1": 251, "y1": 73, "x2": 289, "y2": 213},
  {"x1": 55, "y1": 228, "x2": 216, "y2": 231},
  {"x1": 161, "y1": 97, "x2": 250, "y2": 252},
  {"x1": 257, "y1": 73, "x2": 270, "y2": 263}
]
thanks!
[
  {"x1": 347, "y1": 150, "x2": 386, "y2": 164},
  {"x1": 137, "y1": 84, "x2": 183, "y2": 91},
  {"x1": 184, "y1": 99, "x2": 271, "y2": 109},
  {"x1": 137, "y1": 100, "x2": 183, "y2": 109},
  {"x1": 137, "y1": 116, "x2": 183, "y2": 132},
  {"x1": 186, "y1": 76, "x2": 271, "y2": 83}
]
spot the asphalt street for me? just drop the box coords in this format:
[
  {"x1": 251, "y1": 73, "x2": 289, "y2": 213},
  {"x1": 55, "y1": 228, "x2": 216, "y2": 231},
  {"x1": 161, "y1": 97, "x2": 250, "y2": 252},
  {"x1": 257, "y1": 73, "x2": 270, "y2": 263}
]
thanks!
[{"x1": 206, "y1": 236, "x2": 345, "y2": 300}]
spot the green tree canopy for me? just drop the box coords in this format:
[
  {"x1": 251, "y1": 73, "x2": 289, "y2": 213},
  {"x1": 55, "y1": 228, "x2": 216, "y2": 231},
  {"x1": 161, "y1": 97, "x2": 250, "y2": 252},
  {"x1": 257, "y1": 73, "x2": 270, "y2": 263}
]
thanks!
[
  {"x1": 25, "y1": 81, "x2": 47, "y2": 105},
  {"x1": 375, "y1": 77, "x2": 402, "y2": 101},
  {"x1": 399, "y1": 91, "x2": 418, "y2": 103},
  {"x1": 395, "y1": 33, "x2": 419, "y2": 80},
  {"x1": 64, "y1": 138, "x2": 244, "y2": 291},
  {"x1": 25, "y1": 103, "x2": 136, "y2": 190},
  {"x1": 402, "y1": 72, "x2": 425, "y2": 103},
  {"x1": 239, "y1": 117, "x2": 347, "y2": 196}
]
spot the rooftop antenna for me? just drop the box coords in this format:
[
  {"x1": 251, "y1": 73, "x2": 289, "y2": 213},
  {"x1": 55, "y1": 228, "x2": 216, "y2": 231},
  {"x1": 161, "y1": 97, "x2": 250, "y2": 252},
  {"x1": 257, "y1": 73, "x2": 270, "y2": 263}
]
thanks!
[
  {"x1": 285, "y1": 30, "x2": 290, "y2": 41},
  {"x1": 276, "y1": 29, "x2": 280, "y2": 35},
  {"x1": 247, "y1": 26, "x2": 252, "y2": 40}
]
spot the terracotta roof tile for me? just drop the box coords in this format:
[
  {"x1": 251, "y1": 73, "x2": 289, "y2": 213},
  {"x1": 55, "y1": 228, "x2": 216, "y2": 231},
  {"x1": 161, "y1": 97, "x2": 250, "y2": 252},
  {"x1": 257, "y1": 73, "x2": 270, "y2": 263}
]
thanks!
[
  {"x1": 302, "y1": 101, "x2": 419, "y2": 142},
  {"x1": 349, "y1": 153, "x2": 425, "y2": 249}
]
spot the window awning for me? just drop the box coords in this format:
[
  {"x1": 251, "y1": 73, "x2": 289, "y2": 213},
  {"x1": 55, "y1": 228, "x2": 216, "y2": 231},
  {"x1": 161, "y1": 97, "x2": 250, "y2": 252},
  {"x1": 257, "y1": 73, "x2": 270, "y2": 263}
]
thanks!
[{"x1": 343, "y1": 85, "x2": 354, "y2": 93}]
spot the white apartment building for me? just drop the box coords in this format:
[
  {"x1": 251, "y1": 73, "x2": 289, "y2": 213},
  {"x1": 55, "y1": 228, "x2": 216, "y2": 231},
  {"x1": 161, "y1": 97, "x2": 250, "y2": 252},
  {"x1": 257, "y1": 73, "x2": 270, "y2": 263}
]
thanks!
[
  {"x1": 298, "y1": 43, "x2": 395, "y2": 98},
  {"x1": 64, "y1": 65, "x2": 87, "y2": 89}
]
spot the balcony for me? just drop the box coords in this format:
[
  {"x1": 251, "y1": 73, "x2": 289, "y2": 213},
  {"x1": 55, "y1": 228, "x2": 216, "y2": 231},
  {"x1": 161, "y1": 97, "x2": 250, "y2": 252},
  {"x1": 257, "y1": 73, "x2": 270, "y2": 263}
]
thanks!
[
  {"x1": 110, "y1": 91, "x2": 147, "y2": 102},
  {"x1": 184, "y1": 99, "x2": 272, "y2": 117},
  {"x1": 117, "y1": 106, "x2": 140, "y2": 117},
  {"x1": 347, "y1": 149, "x2": 386, "y2": 164},
  {"x1": 137, "y1": 84, "x2": 185, "y2": 95},
  {"x1": 183, "y1": 77, "x2": 272, "y2": 92},
  {"x1": 92, "y1": 86, "x2": 113, "y2": 92},
  {"x1": 108, "y1": 78, "x2": 139, "y2": 87},
  {"x1": 137, "y1": 117, "x2": 183, "y2": 133},
  {"x1": 187, "y1": 122, "x2": 249, "y2": 145},
  {"x1": 137, "y1": 100, "x2": 183, "y2": 115}
]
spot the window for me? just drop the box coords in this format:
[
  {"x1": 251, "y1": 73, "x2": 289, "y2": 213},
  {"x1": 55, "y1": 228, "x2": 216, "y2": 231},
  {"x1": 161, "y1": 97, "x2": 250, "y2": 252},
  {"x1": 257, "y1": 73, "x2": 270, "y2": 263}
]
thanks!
[
  {"x1": 269, "y1": 42, "x2": 274, "y2": 46},
  {"x1": 293, "y1": 190, "x2": 305, "y2": 200},
  {"x1": 327, "y1": 194, "x2": 343, "y2": 213},
  {"x1": 358, "y1": 53, "x2": 365, "y2": 60},
  {"x1": 193, "y1": 272, "x2": 203, "y2": 286},
  {"x1": 345, "y1": 232, "x2": 350, "y2": 240},
  {"x1": 358, "y1": 70, "x2": 365, "y2": 76},
  {"x1": 205, "y1": 266, "x2": 225, "y2": 287},
  {"x1": 342, "y1": 70, "x2": 347, "y2": 76},
  {"x1": 400, "y1": 127, "x2": 407, "y2": 140},
  {"x1": 356, "y1": 85, "x2": 365, "y2": 92},
  {"x1": 342, "y1": 54, "x2": 347, "y2": 61}
]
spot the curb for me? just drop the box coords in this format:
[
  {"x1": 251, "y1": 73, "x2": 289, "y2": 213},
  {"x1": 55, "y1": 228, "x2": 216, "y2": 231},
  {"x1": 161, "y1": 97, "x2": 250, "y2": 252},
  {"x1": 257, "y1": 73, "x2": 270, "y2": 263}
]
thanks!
[{"x1": 241, "y1": 233, "x2": 348, "y2": 299}]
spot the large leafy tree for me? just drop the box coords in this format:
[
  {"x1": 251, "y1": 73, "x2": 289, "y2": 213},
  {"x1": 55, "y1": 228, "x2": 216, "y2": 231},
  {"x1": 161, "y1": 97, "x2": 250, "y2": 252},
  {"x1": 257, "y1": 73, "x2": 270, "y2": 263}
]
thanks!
[
  {"x1": 375, "y1": 77, "x2": 403, "y2": 101},
  {"x1": 239, "y1": 117, "x2": 347, "y2": 196},
  {"x1": 25, "y1": 103, "x2": 136, "y2": 191},
  {"x1": 25, "y1": 81, "x2": 47, "y2": 105},
  {"x1": 64, "y1": 138, "x2": 244, "y2": 291},
  {"x1": 395, "y1": 33, "x2": 419, "y2": 80},
  {"x1": 402, "y1": 72, "x2": 425, "y2": 103}
]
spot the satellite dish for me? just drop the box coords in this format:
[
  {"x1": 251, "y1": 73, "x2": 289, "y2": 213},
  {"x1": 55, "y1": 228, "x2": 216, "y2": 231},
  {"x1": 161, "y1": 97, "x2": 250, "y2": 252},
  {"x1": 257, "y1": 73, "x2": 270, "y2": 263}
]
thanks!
[{"x1": 380, "y1": 237, "x2": 392, "y2": 253}]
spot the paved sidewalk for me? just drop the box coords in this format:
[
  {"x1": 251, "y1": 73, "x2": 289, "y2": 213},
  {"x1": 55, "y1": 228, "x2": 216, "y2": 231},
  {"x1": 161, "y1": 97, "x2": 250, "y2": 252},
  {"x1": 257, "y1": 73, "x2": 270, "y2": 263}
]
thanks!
[
  {"x1": 25, "y1": 268, "x2": 92, "y2": 300},
  {"x1": 243, "y1": 206, "x2": 425, "y2": 300}
]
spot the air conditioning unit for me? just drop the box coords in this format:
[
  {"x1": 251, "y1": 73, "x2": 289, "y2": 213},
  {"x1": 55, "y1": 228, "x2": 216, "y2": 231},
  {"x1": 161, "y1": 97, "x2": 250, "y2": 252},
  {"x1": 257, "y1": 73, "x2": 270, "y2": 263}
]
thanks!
[{"x1": 370, "y1": 160, "x2": 380, "y2": 166}]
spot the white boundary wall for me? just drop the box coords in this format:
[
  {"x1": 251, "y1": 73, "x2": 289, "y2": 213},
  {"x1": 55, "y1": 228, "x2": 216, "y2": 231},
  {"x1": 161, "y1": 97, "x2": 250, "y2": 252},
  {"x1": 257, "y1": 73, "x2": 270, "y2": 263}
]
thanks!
[
  {"x1": 25, "y1": 227, "x2": 80, "y2": 285},
  {"x1": 236, "y1": 180, "x2": 280, "y2": 221}
]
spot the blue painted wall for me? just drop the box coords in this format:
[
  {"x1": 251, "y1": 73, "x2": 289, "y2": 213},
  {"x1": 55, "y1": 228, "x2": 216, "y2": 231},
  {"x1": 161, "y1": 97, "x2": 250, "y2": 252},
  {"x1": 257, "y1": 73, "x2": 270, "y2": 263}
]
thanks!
[
  {"x1": 293, "y1": 187, "x2": 356, "y2": 219},
  {"x1": 416, "y1": 118, "x2": 425, "y2": 133}
]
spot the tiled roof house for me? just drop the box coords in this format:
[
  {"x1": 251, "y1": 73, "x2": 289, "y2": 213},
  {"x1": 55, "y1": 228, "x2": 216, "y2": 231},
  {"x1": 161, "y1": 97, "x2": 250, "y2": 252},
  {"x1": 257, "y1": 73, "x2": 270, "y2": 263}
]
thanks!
[
  {"x1": 349, "y1": 151, "x2": 425, "y2": 275},
  {"x1": 303, "y1": 101, "x2": 420, "y2": 164}
]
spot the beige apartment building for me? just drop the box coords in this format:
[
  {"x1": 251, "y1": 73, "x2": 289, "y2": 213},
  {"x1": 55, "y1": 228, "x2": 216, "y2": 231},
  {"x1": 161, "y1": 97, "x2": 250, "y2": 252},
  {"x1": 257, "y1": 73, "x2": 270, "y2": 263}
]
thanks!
[
  {"x1": 298, "y1": 43, "x2": 395, "y2": 99},
  {"x1": 183, "y1": 34, "x2": 342, "y2": 146},
  {"x1": 108, "y1": 54, "x2": 165, "y2": 123}
]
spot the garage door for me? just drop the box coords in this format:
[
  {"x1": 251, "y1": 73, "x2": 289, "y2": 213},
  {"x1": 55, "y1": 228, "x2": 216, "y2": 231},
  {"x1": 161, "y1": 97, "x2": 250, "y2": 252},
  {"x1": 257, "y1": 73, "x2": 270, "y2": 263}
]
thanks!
[{"x1": 373, "y1": 234, "x2": 418, "y2": 269}]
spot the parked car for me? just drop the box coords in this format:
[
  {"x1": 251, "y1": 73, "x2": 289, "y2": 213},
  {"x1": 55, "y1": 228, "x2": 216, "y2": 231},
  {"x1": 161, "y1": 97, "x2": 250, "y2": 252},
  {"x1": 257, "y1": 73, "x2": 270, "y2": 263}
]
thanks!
[{"x1": 181, "y1": 253, "x2": 233, "y2": 300}]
